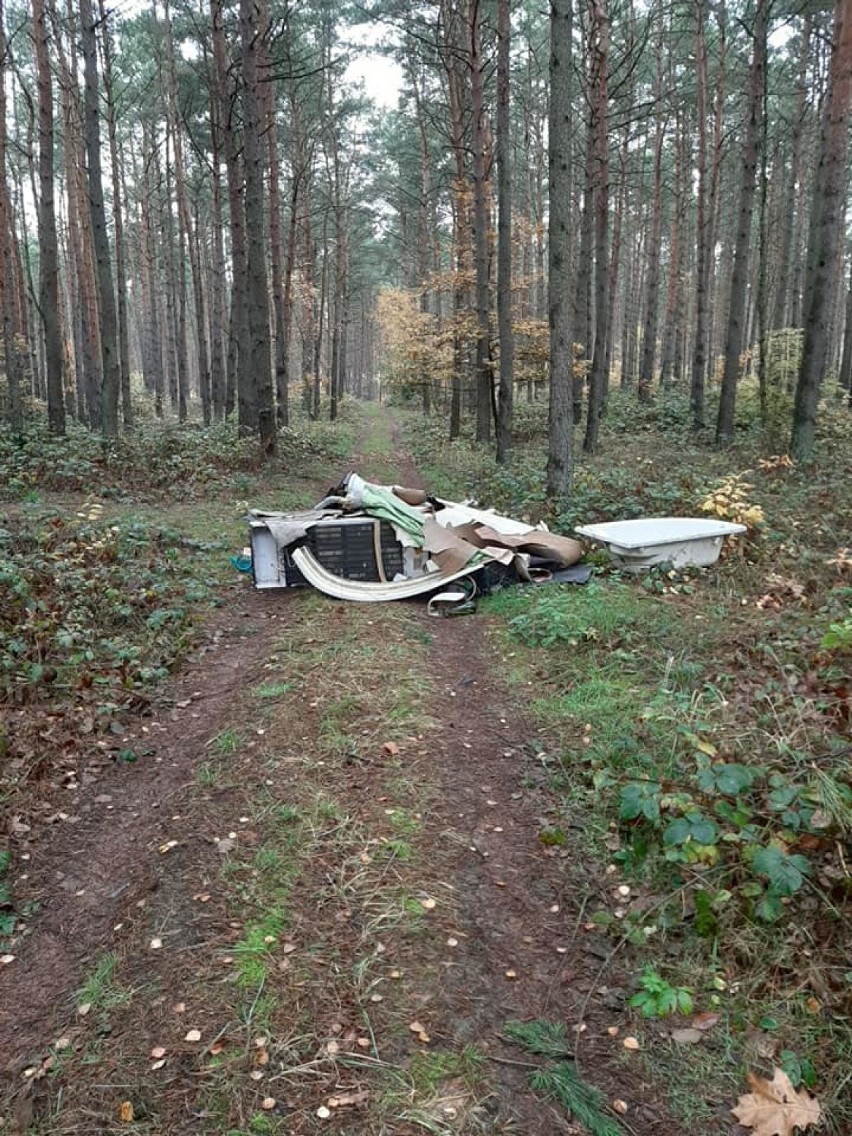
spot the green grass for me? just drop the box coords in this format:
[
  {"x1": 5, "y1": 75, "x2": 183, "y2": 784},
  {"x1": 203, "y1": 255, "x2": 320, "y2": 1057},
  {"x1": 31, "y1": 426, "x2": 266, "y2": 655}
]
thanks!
[
  {"x1": 211, "y1": 728, "x2": 243, "y2": 755},
  {"x1": 75, "y1": 952, "x2": 132, "y2": 1012}
]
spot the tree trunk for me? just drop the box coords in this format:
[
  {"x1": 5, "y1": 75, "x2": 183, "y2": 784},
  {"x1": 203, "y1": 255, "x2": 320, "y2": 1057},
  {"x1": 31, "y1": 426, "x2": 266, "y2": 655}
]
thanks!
[
  {"x1": 213, "y1": 0, "x2": 251, "y2": 429},
  {"x1": 583, "y1": 0, "x2": 610, "y2": 455},
  {"x1": 495, "y1": 0, "x2": 514, "y2": 463},
  {"x1": 771, "y1": 16, "x2": 810, "y2": 330},
  {"x1": 241, "y1": 0, "x2": 275, "y2": 453},
  {"x1": 716, "y1": 0, "x2": 768, "y2": 445},
  {"x1": 81, "y1": 0, "x2": 119, "y2": 437},
  {"x1": 690, "y1": 0, "x2": 710, "y2": 428},
  {"x1": 791, "y1": 0, "x2": 852, "y2": 457},
  {"x1": 98, "y1": 0, "x2": 131, "y2": 428},
  {"x1": 546, "y1": 0, "x2": 575, "y2": 498},
  {"x1": 638, "y1": 11, "x2": 665, "y2": 404},
  {"x1": 470, "y1": 0, "x2": 493, "y2": 443},
  {"x1": 34, "y1": 0, "x2": 65, "y2": 434}
]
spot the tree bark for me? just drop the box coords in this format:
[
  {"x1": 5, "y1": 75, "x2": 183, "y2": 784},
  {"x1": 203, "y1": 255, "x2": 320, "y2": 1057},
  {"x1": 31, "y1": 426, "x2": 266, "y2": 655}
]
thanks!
[
  {"x1": 546, "y1": 0, "x2": 575, "y2": 498},
  {"x1": 470, "y1": 0, "x2": 493, "y2": 443},
  {"x1": 80, "y1": 0, "x2": 120, "y2": 437},
  {"x1": 716, "y1": 0, "x2": 768, "y2": 445},
  {"x1": 495, "y1": 0, "x2": 514, "y2": 463},
  {"x1": 241, "y1": 0, "x2": 275, "y2": 453},
  {"x1": 791, "y1": 0, "x2": 852, "y2": 457},
  {"x1": 583, "y1": 0, "x2": 610, "y2": 455},
  {"x1": 34, "y1": 0, "x2": 65, "y2": 434},
  {"x1": 98, "y1": 0, "x2": 131, "y2": 428}
]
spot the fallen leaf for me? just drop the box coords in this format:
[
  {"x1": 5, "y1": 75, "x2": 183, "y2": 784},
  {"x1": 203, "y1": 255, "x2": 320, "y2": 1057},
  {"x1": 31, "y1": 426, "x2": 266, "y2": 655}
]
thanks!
[
  {"x1": 150, "y1": 1059, "x2": 166, "y2": 1071},
  {"x1": 184, "y1": 1028, "x2": 202, "y2": 1042},
  {"x1": 317, "y1": 1105, "x2": 331, "y2": 1119},
  {"x1": 328, "y1": 1088, "x2": 370, "y2": 1108},
  {"x1": 382, "y1": 741, "x2": 399, "y2": 756},
  {"x1": 409, "y1": 1021, "x2": 427, "y2": 1034},
  {"x1": 0, "y1": 954, "x2": 15, "y2": 965},
  {"x1": 606, "y1": 1025, "x2": 619, "y2": 1037},
  {"x1": 118, "y1": 1101, "x2": 134, "y2": 1123},
  {"x1": 261, "y1": 1097, "x2": 276, "y2": 1110},
  {"x1": 77, "y1": 1003, "x2": 91, "y2": 1017},
  {"x1": 622, "y1": 1036, "x2": 640, "y2": 1050},
  {"x1": 671, "y1": 1028, "x2": 704, "y2": 1045},
  {"x1": 173, "y1": 1002, "x2": 186, "y2": 1013},
  {"x1": 505, "y1": 969, "x2": 517, "y2": 979},
  {"x1": 612, "y1": 1099, "x2": 628, "y2": 1114},
  {"x1": 150, "y1": 1046, "x2": 166, "y2": 1059},
  {"x1": 731, "y1": 1068, "x2": 821, "y2": 1136},
  {"x1": 691, "y1": 1011, "x2": 720, "y2": 1031},
  {"x1": 420, "y1": 897, "x2": 436, "y2": 911},
  {"x1": 250, "y1": 1069, "x2": 264, "y2": 1081},
  {"x1": 210, "y1": 1041, "x2": 226, "y2": 1055},
  {"x1": 150, "y1": 937, "x2": 163, "y2": 950}
]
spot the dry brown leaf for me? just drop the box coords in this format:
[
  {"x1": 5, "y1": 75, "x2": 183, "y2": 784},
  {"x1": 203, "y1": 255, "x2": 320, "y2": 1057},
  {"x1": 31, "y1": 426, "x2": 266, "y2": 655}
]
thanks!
[
  {"x1": 731, "y1": 1068, "x2": 821, "y2": 1136},
  {"x1": 622, "y1": 1036, "x2": 640, "y2": 1050},
  {"x1": 671, "y1": 1028, "x2": 704, "y2": 1045},
  {"x1": 691, "y1": 1011, "x2": 720, "y2": 1031},
  {"x1": 118, "y1": 1100, "x2": 134, "y2": 1123},
  {"x1": 409, "y1": 1021, "x2": 426, "y2": 1034},
  {"x1": 150, "y1": 1046, "x2": 166, "y2": 1059},
  {"x1": 77, "y1": 1003, "x2": 91, "y2": 1017},
  {"x1": 382, "y1": 741, "x2": 400, "y2": 756},
  {"x1": 184, "y1": 1028, "x2": 202, "y2": 1042},
  {"x1": 261, "y1": 1097, "x2": 276, "y2": 1110},
  {"x1": 328, "y1": 1088, "x2": 370, "y2": 1109}
]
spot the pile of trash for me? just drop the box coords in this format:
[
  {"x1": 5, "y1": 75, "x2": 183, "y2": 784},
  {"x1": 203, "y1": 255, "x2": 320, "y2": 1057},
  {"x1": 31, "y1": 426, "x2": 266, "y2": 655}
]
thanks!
[{"x1": 244, "y1": 472, "x2": 588, "y2": 606}]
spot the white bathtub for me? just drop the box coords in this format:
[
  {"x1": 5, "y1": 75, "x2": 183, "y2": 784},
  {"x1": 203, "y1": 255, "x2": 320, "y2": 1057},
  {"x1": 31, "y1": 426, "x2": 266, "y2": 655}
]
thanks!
[{"x1": 574, "y1": 517, "x2": 746, "y2": 570}]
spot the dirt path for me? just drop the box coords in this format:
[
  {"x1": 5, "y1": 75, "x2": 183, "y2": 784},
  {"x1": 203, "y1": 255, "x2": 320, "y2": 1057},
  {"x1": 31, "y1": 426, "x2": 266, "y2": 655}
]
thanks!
[{"x1": 0, "y1": 425, "x2": 684, "y2": 1135}]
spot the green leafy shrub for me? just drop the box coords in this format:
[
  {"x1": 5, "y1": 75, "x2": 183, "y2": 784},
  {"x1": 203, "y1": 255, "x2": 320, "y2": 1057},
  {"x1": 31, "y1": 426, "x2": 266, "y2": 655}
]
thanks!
[{"x1": 629, "y1": 967, "x2": 693, "y2": 1018}]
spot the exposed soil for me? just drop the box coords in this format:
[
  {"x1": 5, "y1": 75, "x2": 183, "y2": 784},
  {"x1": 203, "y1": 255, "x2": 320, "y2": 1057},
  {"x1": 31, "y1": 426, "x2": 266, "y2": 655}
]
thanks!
[{"x1": 0, "y1": 431, "x2": 695, "y2": 1135}]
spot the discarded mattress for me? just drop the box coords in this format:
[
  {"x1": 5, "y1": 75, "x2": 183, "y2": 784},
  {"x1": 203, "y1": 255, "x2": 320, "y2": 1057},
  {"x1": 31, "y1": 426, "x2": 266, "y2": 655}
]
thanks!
[
  {"x1": 249, "y1": 472, "x2": 583, "y2": 601},
  {"x1": 574, "y1": 517, "x2": 746, "y2": 570}
]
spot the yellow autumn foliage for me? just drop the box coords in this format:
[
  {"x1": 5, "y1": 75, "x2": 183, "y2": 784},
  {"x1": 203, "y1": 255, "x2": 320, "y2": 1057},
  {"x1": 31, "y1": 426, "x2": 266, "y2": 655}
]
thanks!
[{"x1": 698, "y1": 474, "x2": 766, "y2": 533}]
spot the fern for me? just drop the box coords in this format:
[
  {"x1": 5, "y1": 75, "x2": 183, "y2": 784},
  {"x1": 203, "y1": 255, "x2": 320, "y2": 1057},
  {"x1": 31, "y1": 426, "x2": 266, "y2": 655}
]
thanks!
[{"x1": 504, "y1": 1019, "x2": 624, "y2": 1136}]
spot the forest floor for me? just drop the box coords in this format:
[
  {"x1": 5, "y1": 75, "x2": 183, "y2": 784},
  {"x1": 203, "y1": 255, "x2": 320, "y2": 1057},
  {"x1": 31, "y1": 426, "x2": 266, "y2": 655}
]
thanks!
[
  {"x1": 1, "y1": 396, "x2": 849, "y2": 1136},
  {"x1": 0, "y1": 409, "x2": 678, "y2": 1136}
]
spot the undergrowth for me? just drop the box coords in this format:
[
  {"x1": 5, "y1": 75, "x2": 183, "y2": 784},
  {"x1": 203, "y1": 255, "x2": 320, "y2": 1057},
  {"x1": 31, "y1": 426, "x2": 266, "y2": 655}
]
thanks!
[{"x1": 417, "y1": 389, "x2": 852, "y2": 1133}]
